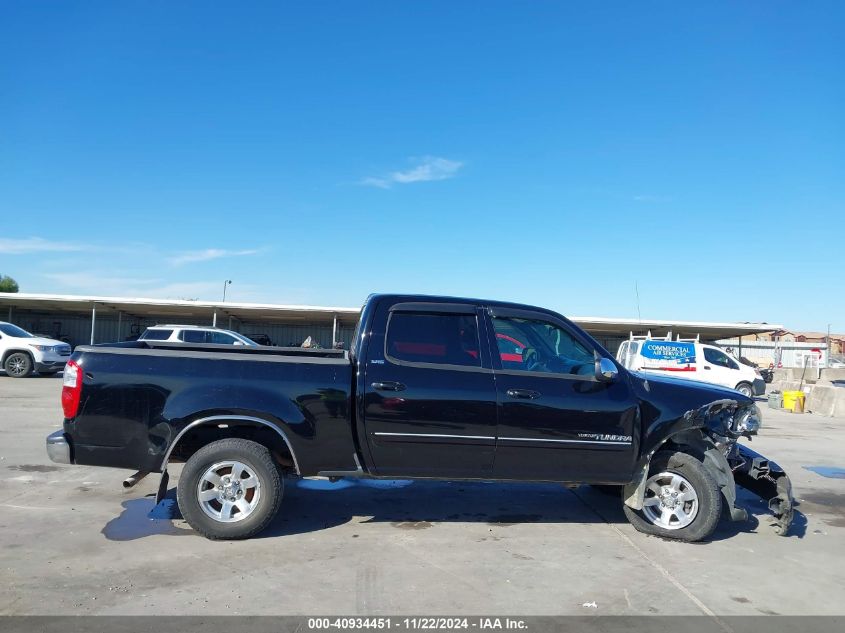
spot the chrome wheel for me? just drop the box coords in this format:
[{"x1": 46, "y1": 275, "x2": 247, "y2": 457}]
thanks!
[
  {"x1": 642, "y1": 471, "x2": 699, "y2": 530},
  {"x1": 5, "y1": 353, "x2": 31, "y2": 377},
  {"x1": 196, "y1": 460, "x2": 261, "y2": 523}
]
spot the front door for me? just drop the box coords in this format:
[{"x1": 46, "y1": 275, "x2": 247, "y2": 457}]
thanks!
[
  {"x1": 362, "y1": 302, "x2": 497, "y2": 478},
  {"x1": 487, "y1": 308, "x2": 639, "y2": 483},
  {"x1": 702, "y1": 346, "x2": 741, "y2": 389}
]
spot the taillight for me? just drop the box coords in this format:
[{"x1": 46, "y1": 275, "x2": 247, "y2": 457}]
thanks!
[{"x1": 61, "y1": 360, "x2": 83, "y2": 419}]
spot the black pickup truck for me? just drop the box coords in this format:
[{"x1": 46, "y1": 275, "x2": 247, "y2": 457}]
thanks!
[{"x1": 46, "y1": 293, "x2": 793, "y2": 541}]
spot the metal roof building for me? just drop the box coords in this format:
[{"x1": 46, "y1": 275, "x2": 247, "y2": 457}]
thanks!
[{"x1": 0, "y1": 292, "x2": 780, "y2": 353}]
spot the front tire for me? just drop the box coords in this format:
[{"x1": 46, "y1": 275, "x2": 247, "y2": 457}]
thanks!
[
  {"x1": 623, "y1": 451, "x2": 721, "y2": 542},
  {"x1": 177, "y1": 438, "x2": 282, "y2": 540},
  {"x1": 735, "y1": 382, "x2": 753, "y2": 397},
  {"x1": 4, "y1": 352, "x2": 33, "y2": 378}
]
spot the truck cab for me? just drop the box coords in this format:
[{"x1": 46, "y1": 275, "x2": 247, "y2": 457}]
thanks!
[{"x1": 355, "y1": 296, "x2": 637, "y2": 483}]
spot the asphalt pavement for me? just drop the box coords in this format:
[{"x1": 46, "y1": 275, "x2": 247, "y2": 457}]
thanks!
[{"x1": 1, "y1": 377, "x2": 844, "y2": 616}]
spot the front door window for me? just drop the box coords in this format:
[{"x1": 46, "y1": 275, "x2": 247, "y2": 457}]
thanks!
[{"x1": 490, "y1": 316, "x2": 594, "y2": 377}]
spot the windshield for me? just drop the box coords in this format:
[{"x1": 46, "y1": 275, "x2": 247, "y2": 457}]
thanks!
[
  {"x1": 0, "y1": 323, "x2": 35, "y2": 338},
  {"x1": 232, "y1": 332, "x2": 258, "y2": 346},
  {"x1": 139, "y1": 328, "x2": 173, "y2": 341}
]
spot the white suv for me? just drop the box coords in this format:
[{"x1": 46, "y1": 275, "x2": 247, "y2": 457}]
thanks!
[
  {"x1": 0, "y1": 321, "x2": 72, "y2": 377},
  {"x1": 139, "y1": 325, "x2": 258, "y2": 346}
]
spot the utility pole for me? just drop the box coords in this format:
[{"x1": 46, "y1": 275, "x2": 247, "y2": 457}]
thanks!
[
  {"x1": 222, "y1": 279, "x2": 232, "y2": 302},
  {"x1": 828, "y1": 323, "x2": 832, "y2": 367}
]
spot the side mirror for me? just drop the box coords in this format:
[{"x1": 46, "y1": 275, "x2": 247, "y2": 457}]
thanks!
[{"x1": 595, "y1": 357, "x2": 618, "y2": 382}]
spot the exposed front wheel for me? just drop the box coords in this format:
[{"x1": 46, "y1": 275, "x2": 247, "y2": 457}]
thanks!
[
  {"x1": 4, "y1": 352, "x2": 33, "y2": 378},
  {"x1": 735, "y1": 382, "x2": 753, "y2": 397},
  {"x1": 177, "y1": 438, "x2": 282, "y2": 540},
  {"x1": 623, "y1": 451, "x2": 721, "y2": 542}
]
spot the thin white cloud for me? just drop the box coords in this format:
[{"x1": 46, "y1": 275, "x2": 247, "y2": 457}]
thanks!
[
  {"x1": 42, "y1": 272, "x2": 224, "y2": 300},
  {"x1": 361, "y1": 156, "x2": 464, "y2": 189},
  {"x1": 168, "y1": 248, "x2": 260, "y2": 266},
  {"x1": 0, "y1": 237, "x2": 86, "y2": 254}
]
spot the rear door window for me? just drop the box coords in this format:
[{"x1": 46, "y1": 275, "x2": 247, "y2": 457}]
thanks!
[
  {"x1": 179, "y1": 330, "x2": 207, "y2": 343},
  {"x1": 386, "y1": 313, "x2": 481, "y2": 367}
]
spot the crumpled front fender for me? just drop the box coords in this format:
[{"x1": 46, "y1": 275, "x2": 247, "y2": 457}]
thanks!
[
  {"x1": 623, "y1": 429, "x2": 748, "y2": 522},
  {"x1": 732, "y1": 444, "x2": 794, "y2": 536}
]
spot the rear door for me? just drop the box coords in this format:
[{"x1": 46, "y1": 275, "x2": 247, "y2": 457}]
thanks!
[
  {"x1": 486, "y1": 307, "x2": 639, "y2": 483},
  {"x1": 362, "y1": 301, "x2": 498, "y2": 478}
]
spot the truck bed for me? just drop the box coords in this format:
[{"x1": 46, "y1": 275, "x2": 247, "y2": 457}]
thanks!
[{"x1": 65, "y1": 341, "x2": 357, "y2": 475}]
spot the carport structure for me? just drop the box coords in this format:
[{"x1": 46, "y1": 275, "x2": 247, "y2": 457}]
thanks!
[
  {"x1": 0, "y1": 293, "x2": 361, "y2": 349},
  {"x1": 0, "y1": 292, "x2": 779, "y2": 353}
]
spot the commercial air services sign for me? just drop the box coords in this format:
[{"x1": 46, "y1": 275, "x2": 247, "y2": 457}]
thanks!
[{"x1": 640, "y1": 341, "x2": 697, "y2": 371}]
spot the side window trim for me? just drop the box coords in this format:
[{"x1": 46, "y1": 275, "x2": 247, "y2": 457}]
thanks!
[{"x1": 383, "y1": 309, "x2": 492, "y2": 373}]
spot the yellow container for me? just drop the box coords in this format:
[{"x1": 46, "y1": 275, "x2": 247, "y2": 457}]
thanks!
[{"x1": 782, "y1": 390, "x2": 806, "y2": 413}]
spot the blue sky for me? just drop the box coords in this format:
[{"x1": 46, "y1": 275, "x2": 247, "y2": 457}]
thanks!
[{"x1": 1, "y1": 2, "x2": 842, "y2": 331}]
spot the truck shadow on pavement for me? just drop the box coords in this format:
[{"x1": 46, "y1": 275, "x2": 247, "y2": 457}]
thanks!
[
  {"x1": 267, "y1": 478, "x2": 806, "y2": 542},
  {"x1": 102, "y1": 477, "x2": 805, "y2": 542}
]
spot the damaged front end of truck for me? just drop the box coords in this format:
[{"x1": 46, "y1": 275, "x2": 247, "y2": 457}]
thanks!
[
  {"x1": 627, "y1": 378, "x2": 795, "y2": 537},
  {"x1": 701, "y1": 400, "x2": 794, "y2": 535},
  {"x1": 731, "y1": 443, "x2": 794, "y2": 535}
]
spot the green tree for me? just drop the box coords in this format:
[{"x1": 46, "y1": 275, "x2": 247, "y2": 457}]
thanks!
[{"x1": 0, "y1": 274, "x2": 20, "y2": 293}]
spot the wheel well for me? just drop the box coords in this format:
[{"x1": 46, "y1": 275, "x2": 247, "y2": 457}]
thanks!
[
  {"x1": 625, "y1": 429, "x2": 737, "y2": 514},
  {"x1": 166, "y1": 419, "x2": 298, "y2": 474},
  {"x1": 655, "y1": 435, "x2": 708, "y2": 462},
  {"x1": 624, "y1": 429, "x2": 711, "y2": 510},
  {"x1": 736, "y1": 381, "x2": 751, "y2": 389},
  {"x1": 2, "y1": 349, "x2": 34, "y2": 365}
]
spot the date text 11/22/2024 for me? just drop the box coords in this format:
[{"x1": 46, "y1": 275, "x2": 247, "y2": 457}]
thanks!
[{"x1": 307, "y1": 618, "x2": 528, "y2": 630}]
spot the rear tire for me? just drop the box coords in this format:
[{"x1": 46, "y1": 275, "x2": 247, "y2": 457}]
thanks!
[
  {"x1": 623, "y1": 451, "x2": 721, "y2": 542},
  {"x1": 177, "y1": 438, "x2": 282, "y2": 540},
  {"x1": 735, "y1": 382, "x2": 753, "y2": 397},
  {"x1": 4, "y1": 352, "x2": 33, "y2": 378}
]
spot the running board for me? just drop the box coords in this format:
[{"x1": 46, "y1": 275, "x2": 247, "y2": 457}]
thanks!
[{"x1": 317, "y1": 453, "x2": 366, "y2": 479}]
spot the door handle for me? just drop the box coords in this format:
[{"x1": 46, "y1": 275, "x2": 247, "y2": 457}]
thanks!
[
  {"x1": 371, "y1": 381, "x2": 406, "y2": 392},
  {"x1": 506, "y1": 388, "x2": 541, "y2": 400},
  {"x1": 704, "y1": 366, "x2": 711, "y2": 370}
]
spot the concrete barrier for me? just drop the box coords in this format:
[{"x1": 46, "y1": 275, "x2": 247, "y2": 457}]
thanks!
[
  {"x1": 819, "y1": 368, "x2": 845, "y2": 384},
  {"x1": 807, "y1": 384, "x2": 845, "y2": 418},
  {"x1": 773, "y1": 367, "x2": 817, "y2": 383},
  {"x1": 768, "y1": 380, "x2": 813, "y2": 397}
]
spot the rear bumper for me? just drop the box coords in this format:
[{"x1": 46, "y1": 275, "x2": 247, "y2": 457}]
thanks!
[
  {"x1": 733, "y1": 444, "x2": 794, "y2": 536},
  {"x1": 752, "y1": 378, "x2": 766, "y2": 395},
  {"x1": 46, "y1": 431, "x2": 72, "y2": 464}
]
